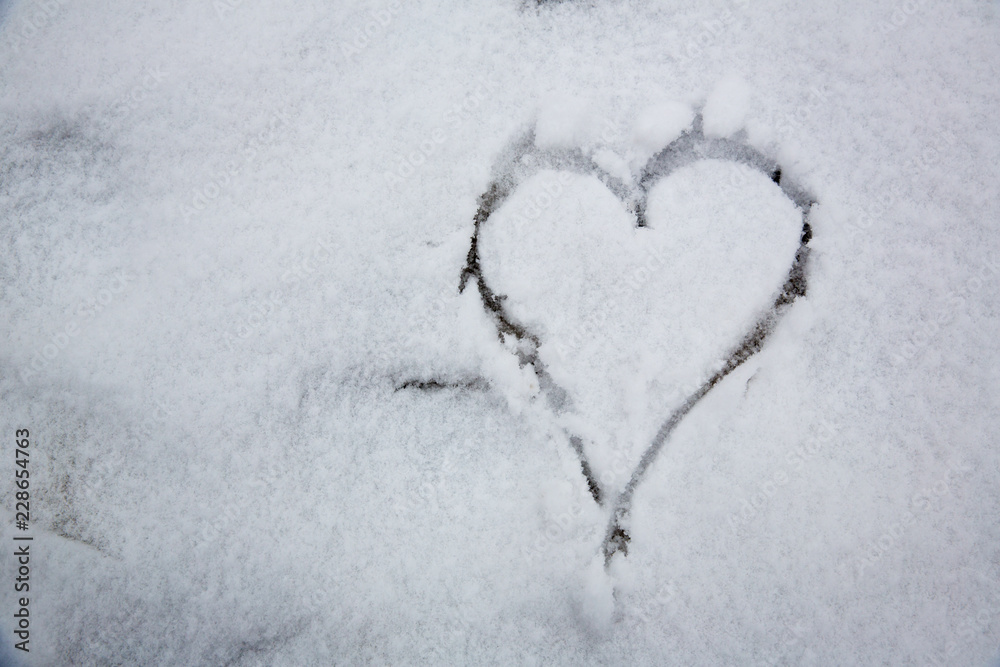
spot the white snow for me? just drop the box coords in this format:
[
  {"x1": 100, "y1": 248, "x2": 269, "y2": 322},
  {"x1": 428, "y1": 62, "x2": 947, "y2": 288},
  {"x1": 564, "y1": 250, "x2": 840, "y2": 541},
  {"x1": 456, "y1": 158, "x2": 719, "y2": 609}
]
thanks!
[
  {"x1": 1, "y1": 0, "x2": 999, "y2": 665},
  {"x1": 630, "y1": 100, "x2": 695, "y2": 163},
  {"x1": 479, "y1": 161, "x2": 801, "y2": 490},
  {"x1": 534, "y1": 95, "x2": 599, "y2": 151},
  {"x1": 702, "y1": 74, "x2": 752, "y2": 138}
]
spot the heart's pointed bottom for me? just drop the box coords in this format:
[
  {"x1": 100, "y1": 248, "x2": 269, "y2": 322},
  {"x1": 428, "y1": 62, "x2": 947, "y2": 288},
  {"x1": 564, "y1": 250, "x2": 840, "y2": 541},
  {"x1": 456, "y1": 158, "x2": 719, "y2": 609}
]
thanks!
[{"x1": 603, "y1": 524, "x2": 631, "y2": 565}]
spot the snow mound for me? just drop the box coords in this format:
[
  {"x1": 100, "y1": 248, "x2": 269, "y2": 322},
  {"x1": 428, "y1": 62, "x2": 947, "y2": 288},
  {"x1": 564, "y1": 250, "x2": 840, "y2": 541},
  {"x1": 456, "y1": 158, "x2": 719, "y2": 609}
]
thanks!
[
  {"x1": 702, "y1": 75, "x2": 752, "y2": 138},
  {"x1": 632, "y1": 101, "x2": 695, "y2": 158}
]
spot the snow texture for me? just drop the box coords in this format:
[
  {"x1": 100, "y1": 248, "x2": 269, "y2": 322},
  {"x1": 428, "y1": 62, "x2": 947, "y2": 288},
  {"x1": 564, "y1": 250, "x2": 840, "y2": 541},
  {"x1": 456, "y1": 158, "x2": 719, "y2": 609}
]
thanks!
[
  {"x1": 702, "y1": 75, "x2": 752, "y2": 138},
  {"x1": 631, "y1": 101, "x2": 695, "y2": 163},
  {"x1": 1, "y1": 0, "x2": 999, "y2": 665},
  {"x1": 479, "y1": 160, "x2": 801, "y2": 492}
]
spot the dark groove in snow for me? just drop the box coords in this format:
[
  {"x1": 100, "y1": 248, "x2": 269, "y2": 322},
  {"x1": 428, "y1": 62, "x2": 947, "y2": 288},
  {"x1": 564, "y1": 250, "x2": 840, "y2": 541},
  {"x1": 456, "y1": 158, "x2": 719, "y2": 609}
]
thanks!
[
  {"x1": 394, "y1": 377, "x2": 490, "y2": 392},
  {"x1": 570, "y1": 435, "x2": 603, "y2": 504},
  {"x1": 459, "y1": 114, "x2": 815, "y2": 566}
]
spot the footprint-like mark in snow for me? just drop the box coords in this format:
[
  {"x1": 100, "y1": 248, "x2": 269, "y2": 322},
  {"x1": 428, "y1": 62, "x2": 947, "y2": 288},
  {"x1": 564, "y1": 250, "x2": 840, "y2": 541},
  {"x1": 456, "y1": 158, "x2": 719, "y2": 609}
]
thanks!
[{"x1": 460, "y1": 111, "x2": 815, "y2": 565}]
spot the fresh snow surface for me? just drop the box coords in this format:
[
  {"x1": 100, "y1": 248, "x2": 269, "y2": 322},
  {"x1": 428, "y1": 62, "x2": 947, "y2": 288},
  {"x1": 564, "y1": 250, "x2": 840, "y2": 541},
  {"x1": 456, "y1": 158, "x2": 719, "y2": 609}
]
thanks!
[
  {"x1": 630, "y1": 101, "x2": 696, "y2": 163},
  {"x1": 702, "y1": 75, "x2": 752, "y2": 138},
  {"x1": 1, "y1": 0, "x2": 999, "y2": 665},
  {"x1": 480, "y1": 161, "x2": 801, "y2": 492}
]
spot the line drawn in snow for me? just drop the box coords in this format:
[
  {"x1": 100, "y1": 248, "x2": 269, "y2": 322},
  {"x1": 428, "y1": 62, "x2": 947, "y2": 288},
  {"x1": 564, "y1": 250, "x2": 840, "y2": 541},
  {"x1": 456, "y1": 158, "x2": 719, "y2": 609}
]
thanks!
[{"x1": 458, "y1": 111, "x2": 816, "y2": 567}]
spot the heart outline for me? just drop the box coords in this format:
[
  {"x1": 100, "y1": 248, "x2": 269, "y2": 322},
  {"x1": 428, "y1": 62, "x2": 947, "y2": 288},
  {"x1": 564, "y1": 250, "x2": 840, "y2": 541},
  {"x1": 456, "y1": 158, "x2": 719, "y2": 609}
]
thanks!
[{"x1": 460, "y1": 112, "x2": 815, "y2": 564}]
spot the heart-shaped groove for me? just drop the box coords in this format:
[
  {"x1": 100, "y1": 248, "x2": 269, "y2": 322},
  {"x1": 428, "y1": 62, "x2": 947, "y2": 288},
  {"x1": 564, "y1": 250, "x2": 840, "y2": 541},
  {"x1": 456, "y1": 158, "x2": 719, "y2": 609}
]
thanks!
[{"x1": 459, "y1": 113, "x2": 815, "y2": 565}]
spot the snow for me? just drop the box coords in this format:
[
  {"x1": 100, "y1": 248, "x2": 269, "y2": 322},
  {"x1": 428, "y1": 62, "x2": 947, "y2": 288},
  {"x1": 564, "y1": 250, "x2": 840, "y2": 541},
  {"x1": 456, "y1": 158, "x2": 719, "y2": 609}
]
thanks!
[
  {"x1": 1, "y1": 0, "x2": 999, "y2": 665},
  {"x1": 702, "y1": 74, "x2": 752, "y2": 138},
  {"x1": 630, "y1": 101, "x2": 695, "y2": 164},
  {"x1": 534, "y1": 95, "x2": 599, "y2": 151},
  {"x1": 479, "y1": 161, "x2": 801, "y2": 490}
]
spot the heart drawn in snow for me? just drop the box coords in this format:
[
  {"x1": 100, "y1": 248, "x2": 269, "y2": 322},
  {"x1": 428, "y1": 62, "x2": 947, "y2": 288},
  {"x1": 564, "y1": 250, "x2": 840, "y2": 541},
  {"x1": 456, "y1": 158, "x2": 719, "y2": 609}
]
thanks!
[{"x1": 460, "y1": 112, "x2": 814, "y2": 563}]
